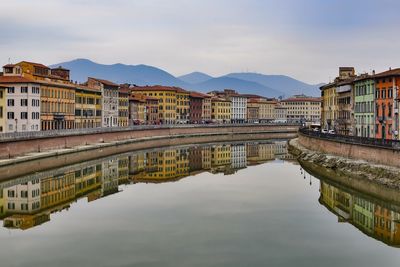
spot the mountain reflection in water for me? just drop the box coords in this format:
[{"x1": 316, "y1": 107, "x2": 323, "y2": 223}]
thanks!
[{"x1": 0, "y1": 141, "x2": 291, "y2": 231}]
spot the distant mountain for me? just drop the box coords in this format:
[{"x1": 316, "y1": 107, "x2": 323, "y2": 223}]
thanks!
[
  {"x1": 50, "y1": 58, "x2": 188, "y2": 87},
  {"x1": 191, "y1": 77, "x2": 283, "y2": 98},
  {"x1": 178, "y1": 72, "x2": 213, "y2": 84},
  {"x1": 50, "y1": 58, "x2": 322, "y2": 98},
  {"x1": 225, "y1": 73, "x2": 321, "y2": 97}
]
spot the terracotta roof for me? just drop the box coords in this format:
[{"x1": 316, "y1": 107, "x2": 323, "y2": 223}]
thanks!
[
  {"x1": 3, "y1": 64, "x2": 15, "y2": 68},
  {"x1": 51, "y1": 66, "x2": 70, "y2": 71},
  {"x1": 0, "y1": 83, "x2": 8, "y2": 88},
  {"x1": 131, "y1": 85, "x2": 187, "y2": 93},
  {"x1": 190, "y1": 91, "x2": 211, "y2": 98},
  {"x1": 211, "y1": 96, "x2": 230, "y2": 102},
  {"x1": 374, "y1": 68, "x2": 400, "y2": 78},
  {"x1": 76, "y1": 84, "x2": 101, "y2": 93},
  {"x1": 18, "y1": 61, "x2": 49, "y2": 69},
  {"x1": 89, "y1": 77, "x2": 119, "y2": 87},
  {"x1": 281, "y1": 97, "x2": 322, "y2": 102},
  {"x1": 0, "y1": 76, "x2": 37, "y2": 84},
  {"x1": 129, "y1": 95, "x2": 146, "y2": 102},
  {"x1": 119, "y1": 87, "x2": 131, "y2": 94}
]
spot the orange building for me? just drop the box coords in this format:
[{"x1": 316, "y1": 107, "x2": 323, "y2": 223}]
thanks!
[{"x1": 374, "y1": 69, "x2": 400, "y2": 140}]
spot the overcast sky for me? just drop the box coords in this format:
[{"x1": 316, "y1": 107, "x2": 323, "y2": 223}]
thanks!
[{"x1": 1, "y1": 0, "x2": 400, "y2": 84}]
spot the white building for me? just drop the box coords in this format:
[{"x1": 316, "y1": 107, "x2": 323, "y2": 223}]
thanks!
[
  {"x1": 231, "y1": 144, "x2": 247, "y2": 169},
  {"x1": 3, "y1": 178, "x2": 41, "y2": 215},
  {"x1": 87, "y1": 78, "x2": 119, "y2": 128},
  {"x1": 0, "y1": 73, "x2": 41, "y2": 133},
  {"x1": 208, "y1": 89, "x2": 247, "y2": 123},
  {"x1": 274, "y1": 105, "x2": 288, "y2": 123}
]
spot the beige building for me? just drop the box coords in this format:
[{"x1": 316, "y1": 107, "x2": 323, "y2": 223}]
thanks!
[{"x1": 281, "y1": 95, "x2": 321, "y2": 125}]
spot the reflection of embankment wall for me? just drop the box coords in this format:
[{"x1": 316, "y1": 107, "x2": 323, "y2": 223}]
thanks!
[
  {"x1": 0, "y1": 132, "x2": 295, "y2": 181},
  {"x1": 298, "y1": 132, "x2": 400, "y2": 168},
  {"x1": 0, "y1": 124, "x2": 298, "y2": 160}
]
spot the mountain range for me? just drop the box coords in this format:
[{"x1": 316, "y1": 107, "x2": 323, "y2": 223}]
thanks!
[{"x1": 50, "y1": 59, "x2": 322, "y2": 98}]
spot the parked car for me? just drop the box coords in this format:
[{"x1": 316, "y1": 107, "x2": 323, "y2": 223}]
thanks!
[
  {"x1": 328, "y1": 130, "x2": 336, "y2": 135},
  {"x1": 321, "y1": 129, "x2": 328, "y2": 134}
]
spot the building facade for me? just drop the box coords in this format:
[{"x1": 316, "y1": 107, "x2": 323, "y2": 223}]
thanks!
[
  {"x1": 336, "y1": 81, "x2": 354, "y2": 135},
  {"x1": 281, "y1": 95, "x2": 321, "y2": 125},
  {"x1": 247, "y1": 100, "x2": 260, "y2": 123},
  {"x1": 209, "y1": 90, "x2": 247, "y2": 123},
  {"x1": 131, "y1": 86, "x2": 178, "y2": 124},
  {"x1": 189, "y1": 92, "x2": 211, "y2": 123},
  {"x1": 374, "y1": 69, "x2": 400, "y2": 140},
  {"x1": 354, "y1": 75, "x2": 375, "y2": 138},
  {"x1": 0, "y1": 85, "x2": 5, "y2": 133},
  {"x1": 87, "y1": 78, "x2": 119, "y2": 128},
  {"x1": 176, "y1": 88, "x2": 190, "y2": 124},
  {"x1": 274, "y1": 105, "x2": 287, "y2": 123},
  {"x1": 211, "y1": 97, "x2": 231, "y2": 123},
  {"x1": 129, "y1": 95, "x2": 146, "y2": 125},
  {"x1": 118, "y1": 87, "x2": 129, "y2": 127},
  {"x1": 0, "y1": 75, "x2": 41, "y2": 133},
  {"x1": 74, "y1": 85, "x2": 102, "y2": 129}
]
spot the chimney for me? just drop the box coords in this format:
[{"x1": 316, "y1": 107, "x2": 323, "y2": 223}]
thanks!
[{"x1": 372, "y1": 70, "x2": 375, "y2": 75}]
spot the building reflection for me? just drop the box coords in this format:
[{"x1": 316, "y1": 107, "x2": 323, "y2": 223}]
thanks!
[
  {"x1": 319, "y1": 180, "x2": 400, "y2": 247},
  {"x1": 0, "y1": 141, "x2": 288, "y2": 230}
]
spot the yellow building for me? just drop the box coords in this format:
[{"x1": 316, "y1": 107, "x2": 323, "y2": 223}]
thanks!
[
  {"x1": 5, "y1": 62, "x2": 76, "y2": 130},
  {"x1": 0, "y1": 85, "x2": 6, "y2": 133},
  {"x1": 321, "y1": 83, "x2": 338, "y2": 130},
  {"x1": 211, "y1": 97, "x2": 231, "y2": 123},
  {"x1": 40, "y1": 172, "x2": 76, "y2": 210},
  {"x1": 259, "y1": 99, "x2": 277, "y2": 122},
  {"x1": 176, "y1": 88, "x2": 190, "y2": 123},
  {"x1": 75, "y1": 85, "x2": 102, "y2": 128},
  {"x1": 129, "y1": 95, "x2": 146, "y2": 125},
  {"x1": 131, "y1": 86, "x2": 178, "y2": 124},
  {"x1": 118, "y1": 156, "x2": 130, "y2": 184},
  {"x1": 118, "y1": 87, "x2": 129, "y2": 127},
  {"x1": 75, "y1": 164, "x2": 102, "y2": 198},
  {"x1": 211, "y1": 144, "x2": 232, "y2": 173}
]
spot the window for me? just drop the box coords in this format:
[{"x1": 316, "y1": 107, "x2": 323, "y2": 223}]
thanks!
[
  {"x1": 21, "y1": 112, "x2": 28, "y2": 119},
  {"x1": 7, "y1": 87, "x2": 15, "y2": 94},
  {"x1": 21, "y1": 87, "x2": 28, "y2": 93},
  {"x1": 7, "y1": 99, "x2": 14, "y2": 106},
  {"x1": 7, "y1": 112, "x2": 14, "y2": 119},
  {"x1": 7, "y1": 190, "x2": 15, "y2": 198},
  {"x1": 21, "y1": 99, "x2": 28, "y2": 106}
]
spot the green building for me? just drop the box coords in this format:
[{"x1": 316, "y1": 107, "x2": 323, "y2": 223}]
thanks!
[{"x1": 354, "y1": 75, "x2": 375, "y2": 138}]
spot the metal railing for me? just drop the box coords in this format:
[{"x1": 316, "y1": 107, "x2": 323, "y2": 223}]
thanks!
[
  {"x1": 0, "y1": 122, "x2": 301, "y2": 142},
  {"x1": 299, "y1": 128, "x2": 400, "y2": 150}
]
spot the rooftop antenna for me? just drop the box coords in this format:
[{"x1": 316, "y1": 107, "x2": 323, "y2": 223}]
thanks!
[{"x1": 8, "y1": 58, "x2": 11, "y2": 64}]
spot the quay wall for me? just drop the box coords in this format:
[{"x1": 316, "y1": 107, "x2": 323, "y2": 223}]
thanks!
[
  {"x1": 0, "y1": 124, "x2": 299, "y2": 160},
  {"x1": 298, "y1": 132, "x2": 400, "y2": 168}
]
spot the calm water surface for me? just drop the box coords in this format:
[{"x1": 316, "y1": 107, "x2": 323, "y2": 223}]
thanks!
[{"x1": 0, "y1": 140, "x2": 400, "y2": 267}]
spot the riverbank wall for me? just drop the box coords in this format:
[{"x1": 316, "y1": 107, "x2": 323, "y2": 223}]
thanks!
[
  {"x1": 297, "y1": 130, "x2": 400, "y2": 168},
  {"x1": 289, "y1": 138, "x2": 400, "y2": 203}
]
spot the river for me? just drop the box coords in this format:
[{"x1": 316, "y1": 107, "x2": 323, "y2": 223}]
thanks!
[{"x1": 0, "y1": 140, "x2": 399, "y2": 266}]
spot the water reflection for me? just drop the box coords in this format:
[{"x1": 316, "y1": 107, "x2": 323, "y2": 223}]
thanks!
[
  {"x1": 314, "y1": 175, "x2": 400, "y2": 247},
  {"x1": 0, "y1": 141, "x2": 291, "y2": 230}
]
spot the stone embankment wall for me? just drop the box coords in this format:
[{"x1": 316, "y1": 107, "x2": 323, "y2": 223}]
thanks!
[
  {"x1": 289, "y1": 138, "x2": 400, "y2": 203},
  {"x1": 0, "y1": 124, "x2": 299, "y2": 160},
  {"x1": 298, "y1": 132, "x2": 400, "y2": 168}
]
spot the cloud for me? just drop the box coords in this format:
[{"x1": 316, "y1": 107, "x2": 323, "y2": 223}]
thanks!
[{"x1": 0, "y1": 0, "x2": 400, "y2": 83}]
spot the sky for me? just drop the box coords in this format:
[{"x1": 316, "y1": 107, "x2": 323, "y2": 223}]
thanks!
[{"x1": 1, "y1": 0, "x2": 400, "y2": 84}]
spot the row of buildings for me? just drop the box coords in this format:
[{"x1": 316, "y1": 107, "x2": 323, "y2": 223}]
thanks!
[
  {"x1": 0, "y1": 61, "x2": 322, "y2": 133},
  {"x1": 0, "y1": 141, "x2": 289, "y2": 230},
  {"x1": 321, "y1": 66, "x2": 400, "y2": 139}
]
